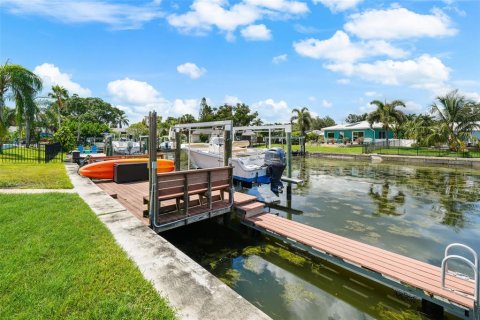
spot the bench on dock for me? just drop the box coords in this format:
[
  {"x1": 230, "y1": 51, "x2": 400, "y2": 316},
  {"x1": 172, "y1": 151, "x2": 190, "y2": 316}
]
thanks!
[{"x1": 144, "y1": 166, "x2": 233, "y2": 217}]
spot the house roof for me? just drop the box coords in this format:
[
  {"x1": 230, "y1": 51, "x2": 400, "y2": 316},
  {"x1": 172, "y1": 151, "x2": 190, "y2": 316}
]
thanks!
[{"x1": 323, "y1": 121, "x2": 384, "y2": 131}]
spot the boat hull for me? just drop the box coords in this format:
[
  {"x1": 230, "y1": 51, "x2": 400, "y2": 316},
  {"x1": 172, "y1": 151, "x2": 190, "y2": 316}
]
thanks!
[
  {"x1": 188, "y1": 149, "x2": 268, "y2": 183},
  {"x1": 79, "y1": 158, "x2": 174, "y2": 179}
]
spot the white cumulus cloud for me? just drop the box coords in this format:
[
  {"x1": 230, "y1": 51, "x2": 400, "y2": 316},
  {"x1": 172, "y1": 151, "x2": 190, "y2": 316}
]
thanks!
[
  {"x1": 293, "y1": 31, "x2": 407, "y2": 63},
  {"x1": 272, "y1": 54, "x2": 288, "y2": 64},
  {"x1": 177, "y1": 62, "x2": 207, "y2": 79},
  {"x1": 325, "y1": 54, "x2": 450, "y2": 88},
  {"x1": 224, "y1": 95, "x2": 242, "y2": 105},
  {"x1": 167, "y1": 0, "x2": 307, "y2": 40},
  {"x1": 107, "y1": 78, "x2": 199, "y2": 122},
  {"x1": 313, "y1": 0, "x2": 363, "y2": 12},
  {"x1": 34, "y1": 63, "x2": 91, "y2": 96},
  {"x1": 344, "y1": 7, "x2": 457, "y2": 40},
  {"x1": 252, "y1": 98, "x2": 291, "y2": 123},
  {"x1": 241, "y1": 24, "x2": 272, "y2": 41}
]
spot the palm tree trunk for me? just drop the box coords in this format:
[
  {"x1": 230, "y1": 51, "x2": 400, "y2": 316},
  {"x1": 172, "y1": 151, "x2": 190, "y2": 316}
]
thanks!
[{"x1": 25, "y1": 119, "x2": 31, "y2": 147}]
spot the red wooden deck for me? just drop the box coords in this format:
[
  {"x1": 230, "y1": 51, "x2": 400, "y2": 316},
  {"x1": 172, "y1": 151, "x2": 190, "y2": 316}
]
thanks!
[
  {"x1": 95, "y1": 180, "x2": 254, "y2": 228},
  {"x1": 246, "y1": 213, "x2": 476, "y2": 310}
]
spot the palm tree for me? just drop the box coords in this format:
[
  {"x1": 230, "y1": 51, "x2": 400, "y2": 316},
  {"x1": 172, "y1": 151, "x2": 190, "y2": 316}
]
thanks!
[
  {"x1": 367, "y1": 99, "x2": 406, "y2": 147},
  {"x1": 429, "y1": 90, "x2": 478, "y2": 151},
  {"x1": 404, "y1": 114, "x2": 435, "y2": 146},
  {"x1": 0, "y1": 107, "x2": 15, "y2": 153},
  {"x1": 115, "y1": 110, "x2": 129, "y2": 128},
  {"x1": 48, "y1": 85, "x2": 69, "y2": 128},
  {"x1": 291, "y1": 107, "x2": 312, "y2": 154},
  {"x1": 0, "y1": 62, "x2": 43, "y2": 146}
]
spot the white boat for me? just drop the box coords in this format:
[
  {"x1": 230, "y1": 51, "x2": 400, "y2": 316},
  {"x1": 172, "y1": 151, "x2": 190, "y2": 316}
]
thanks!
[
  {"x1": 112, "y1": 139, "x2": 140, "y2": 154},
  {"x1": 184, "y1": 137, "x2": 272, "y2": 184}
]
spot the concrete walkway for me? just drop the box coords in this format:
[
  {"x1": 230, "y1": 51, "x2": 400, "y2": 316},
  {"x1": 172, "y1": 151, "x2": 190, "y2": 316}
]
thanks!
[
  {"x1": 65, "y1": 162, "x2": 270, "y2": 320},
  {"x1": 0, "y1": 189, "x2": 76, "y2": 194}
]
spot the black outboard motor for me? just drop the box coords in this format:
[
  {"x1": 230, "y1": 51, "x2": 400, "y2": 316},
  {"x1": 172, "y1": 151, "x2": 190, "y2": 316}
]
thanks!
[{"x1": 265, "y1": 148, "x2": 286, "y2": 196}]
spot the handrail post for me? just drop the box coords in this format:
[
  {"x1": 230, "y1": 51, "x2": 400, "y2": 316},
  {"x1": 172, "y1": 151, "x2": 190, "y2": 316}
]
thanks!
[
  {"x1": 441, "y1": 243, "x2": 479, "y2": 305},
  {"x1": 183, "y1": 173, "x2": 189, "y2": 216},
  {"x1": 207, "y1": 171, "x2": 212, "y2": 210}
]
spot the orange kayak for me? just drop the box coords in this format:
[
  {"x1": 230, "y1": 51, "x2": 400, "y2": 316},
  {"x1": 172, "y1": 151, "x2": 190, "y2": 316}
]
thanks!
[{"x1": 79, "y1": 158, "x2": 174, "y2": 179}]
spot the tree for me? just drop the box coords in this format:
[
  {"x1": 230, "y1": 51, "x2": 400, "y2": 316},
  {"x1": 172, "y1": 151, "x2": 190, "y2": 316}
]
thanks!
[
  {"x1": 290, "y1": 107, "x2": 312, "y2": 154},
  {"x1": 345, "y1": 113, "x2": 368, "y2": 123},
  {"x1": 0, "y1": 107, "x2": 15, "y2": 152},
  {"x1": 429, "y1": 90, "x2": 479, "y2": 151},
  {"x1": 311, "y1": 116, "x2": 335, "y2": 129},
  {"x1": 403, "y1": 114, "x2": 435, "y2": 146},
  {"x1": 0, "y1": 62, "x2": 43, "y2": 146},
  {"x1": 199, "y1": 97, "x2": 215, "y2": 122},
  {"x1": 367, "y1": 99, "x2": 406, "y2": 147},
  {"x1": 126, "y1": 121, "x2": 149, "y2": 138},
  {"x1": 53, "y1": 125, "x2": 76, "y2": 152},
  {"x1": 232, "y1": 103, "x2": 260, "y2": 126},
  {"x1": 48, "y1": 85, "x2": 69, "y2": 128}
]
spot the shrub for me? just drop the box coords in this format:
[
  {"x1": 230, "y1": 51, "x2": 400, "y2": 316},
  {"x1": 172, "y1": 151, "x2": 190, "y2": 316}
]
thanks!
[
  {"x1": 53, "y1": 126, "x2": 76, "y2": 152},
  {"x1": 357, "y1": 137, "x2": 364, "y2": 145},
  {"x1": 306, "y1": 132, "x2": 319, "y2": 142}
]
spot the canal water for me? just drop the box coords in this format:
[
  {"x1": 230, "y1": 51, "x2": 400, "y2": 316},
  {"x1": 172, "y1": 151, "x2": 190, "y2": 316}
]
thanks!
[{"x1": 163, "y1": 157, "x2": 480, "y2": 319}]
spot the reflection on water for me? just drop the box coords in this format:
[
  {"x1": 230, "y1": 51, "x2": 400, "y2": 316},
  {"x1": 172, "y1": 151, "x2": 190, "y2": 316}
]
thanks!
[
  {"x1": 252, "y1": 157, "x2": 480, "y2": 266},
  {"x1": 164, "y1": 221, "x2": 426, "y2": 320},
  {"x1": 164, "y1": 157, "x2": 480, "y2": 319}
]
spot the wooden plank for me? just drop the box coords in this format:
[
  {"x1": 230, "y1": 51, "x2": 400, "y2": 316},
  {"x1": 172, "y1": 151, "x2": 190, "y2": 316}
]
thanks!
[
  {"x1": 253, "y1": 214, "x2": 474, "y2": 294},
  {"x1": 252, "y1": 214, "x2": 475, "y2": 296},
  {"x1": 247, "y1": 213, "x2": 475, "y2": 309}
]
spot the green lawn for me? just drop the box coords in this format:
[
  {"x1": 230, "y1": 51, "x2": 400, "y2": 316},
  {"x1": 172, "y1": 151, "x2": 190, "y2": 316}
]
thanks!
[
  {"x1": 0, "y1": 163, "x2": 73, "y2": 189},
  {"x1": 267, "y1": 143, "x2": 364, "y2": 154},
  {"x1": 0, "y1": 193, "x2": 176, "y2": 320},
  {"x1": 0, "y1": 145, "x2": 64, "y2": 162}
]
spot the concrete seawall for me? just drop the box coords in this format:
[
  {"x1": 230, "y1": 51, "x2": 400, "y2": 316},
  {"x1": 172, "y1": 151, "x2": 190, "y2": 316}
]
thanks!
[
  {"x1": 307, "y1": 152, "x2": 480, "y2": 168},
  {"x1": 65, "y1": 162, "x2": 271, "y2": 320}
]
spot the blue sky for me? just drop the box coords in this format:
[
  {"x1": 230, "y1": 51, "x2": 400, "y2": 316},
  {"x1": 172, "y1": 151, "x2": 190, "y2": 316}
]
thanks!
[{"x1": 1, "y1": 0, "x2": 479, "y2": 124}]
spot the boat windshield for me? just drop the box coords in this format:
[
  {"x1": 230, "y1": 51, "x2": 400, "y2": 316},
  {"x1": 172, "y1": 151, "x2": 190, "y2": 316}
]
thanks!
[{"x1": 210, "y1": 137, "x2": 224, "y2": 146}]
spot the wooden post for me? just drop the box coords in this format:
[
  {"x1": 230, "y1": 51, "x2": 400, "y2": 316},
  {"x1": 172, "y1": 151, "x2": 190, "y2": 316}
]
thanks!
[
  {"x1": 175, "y1": 130, "x2": 181, "y2": 171},
  {"x1": 224, "y1": 124, "x2": 232, "y2": 167}
]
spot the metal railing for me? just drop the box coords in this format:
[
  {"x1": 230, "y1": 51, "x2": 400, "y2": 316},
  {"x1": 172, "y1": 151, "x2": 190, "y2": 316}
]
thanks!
[
  {"x1": 0, "y1": 141, "x2": 64, "y2": 163},
  {"x1": 441, "y1": 243, "x2": 478, "y2": 303}
]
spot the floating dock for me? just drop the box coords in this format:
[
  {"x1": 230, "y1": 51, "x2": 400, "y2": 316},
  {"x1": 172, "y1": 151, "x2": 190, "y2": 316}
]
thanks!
[{"x1": 241, "y1": 212, "x2": 479, "y2": 320}]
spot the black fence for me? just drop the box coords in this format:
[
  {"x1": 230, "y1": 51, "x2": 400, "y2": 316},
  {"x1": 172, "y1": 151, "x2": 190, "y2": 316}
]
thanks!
[
  {"x1": 363, "y1": 141, "x2": 480, "y2": 158},
  {"x1": 0, "y1": 141, "x2": 64, "y2": 163}
]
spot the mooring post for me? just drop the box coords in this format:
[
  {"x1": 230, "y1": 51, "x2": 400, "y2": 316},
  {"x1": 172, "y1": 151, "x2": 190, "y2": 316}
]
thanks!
[
  {"x1": 175, "y1": 129, "x2": 181, "y2": 171},
  {"x1": 286, "y1": 129, "x2": 292, "y2": 179},
  {"x1": 148, "y1": 111, "x2": 158, "y2": 228},
  {"x1": 224, "y1": 123, "x2": 232, "y2": 167}
]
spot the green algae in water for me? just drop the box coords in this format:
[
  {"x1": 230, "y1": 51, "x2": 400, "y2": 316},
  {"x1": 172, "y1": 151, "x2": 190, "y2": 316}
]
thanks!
[
  {"x1": 373, "y1": 304, "x2": 425, "y2": 320},
  {"x1": 243, "y1": 244, "x2": 307, "y2": 267},
  {"x1": 218, "y1": 269, "x2": 241, "y2": 287},
  {"x1": 281, "y1": 283, "x2": 316, "y2": 305}
]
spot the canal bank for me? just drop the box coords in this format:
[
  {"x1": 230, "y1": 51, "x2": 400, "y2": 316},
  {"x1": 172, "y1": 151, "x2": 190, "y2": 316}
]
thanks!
[
  {"x1": 65, "y1": 162, "x2": 270, "y2": 320},
  {"x1": 308, "y1": 152, "x2": 480, "y2": 168}
]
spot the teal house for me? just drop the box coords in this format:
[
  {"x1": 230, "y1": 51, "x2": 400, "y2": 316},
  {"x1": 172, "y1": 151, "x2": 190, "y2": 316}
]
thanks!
[{"x1": 323, "y1": 121, "x2": 394, "y2": 143}]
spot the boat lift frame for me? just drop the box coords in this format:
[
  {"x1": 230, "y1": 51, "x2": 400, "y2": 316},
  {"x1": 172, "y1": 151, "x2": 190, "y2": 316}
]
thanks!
[{"x1": 232, "y1": 124, "x2": 293, "y2": 180}]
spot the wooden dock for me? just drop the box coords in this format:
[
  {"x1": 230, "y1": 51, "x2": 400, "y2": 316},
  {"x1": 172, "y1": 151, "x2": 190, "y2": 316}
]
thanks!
[
  {"x1": 95, "y1": 178, "x2": 257, "y2": 232},
  {"x1": 242, "y1": 213, "x2": 479, "y2": 320}
]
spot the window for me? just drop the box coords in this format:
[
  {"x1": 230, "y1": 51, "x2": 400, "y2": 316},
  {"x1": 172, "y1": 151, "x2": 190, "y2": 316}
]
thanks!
[
  {"x1": 353, "y1": 131, "x2": 364, "y2": 141},
  {"x1": 327, "y1": 132, "x2": 334, "y2": 139},
  {"x1": 378, "y1": 131, "x2": 386, "y2": 139}
]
